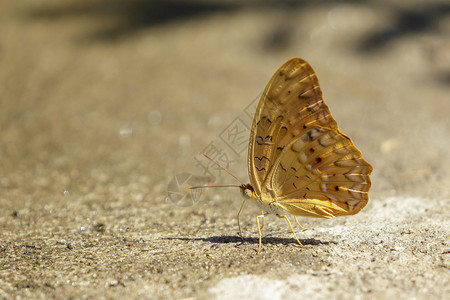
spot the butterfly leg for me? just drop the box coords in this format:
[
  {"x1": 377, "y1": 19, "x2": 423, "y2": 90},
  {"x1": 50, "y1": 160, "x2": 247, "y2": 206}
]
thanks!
[
  {"x1": 279, "y1": 215, "x2": 307, "y2": 249},
  {"x1": 294, "y1": 216, "x2": 309, "y2": 230},
  {"x1": 256, "y1": 213, "x2": 265, "y2": 254},
  {"x1": 237, "y1": 198, "x2": 246, "y2": 240},
  {"x1": 260, "y1": 209, "x2": 265, "y2": 230}
]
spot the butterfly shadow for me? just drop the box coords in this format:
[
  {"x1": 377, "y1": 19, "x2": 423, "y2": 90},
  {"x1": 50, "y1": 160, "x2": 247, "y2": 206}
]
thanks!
[{"x1": 167, "y1": 235, "x2": 335, "y2": 247}]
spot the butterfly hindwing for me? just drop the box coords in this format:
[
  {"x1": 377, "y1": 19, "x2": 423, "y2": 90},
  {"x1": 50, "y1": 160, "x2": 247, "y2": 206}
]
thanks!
[{"x1": 267, "y1": 126, "x2": 372, "y2": 216}]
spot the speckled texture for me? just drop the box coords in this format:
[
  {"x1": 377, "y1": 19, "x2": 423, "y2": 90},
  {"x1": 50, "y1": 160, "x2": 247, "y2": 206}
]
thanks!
[{"x1": 0, "y1": 1, "x2": 449, "y2": 299}]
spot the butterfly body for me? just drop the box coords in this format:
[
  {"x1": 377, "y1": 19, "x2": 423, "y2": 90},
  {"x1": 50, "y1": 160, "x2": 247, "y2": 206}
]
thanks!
[{"x1": 239, "y1": 58, "x2": 372, "y2": 253}]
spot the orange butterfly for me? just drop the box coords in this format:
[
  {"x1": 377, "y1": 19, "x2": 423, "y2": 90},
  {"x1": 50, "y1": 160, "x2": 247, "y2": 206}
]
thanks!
[{"x1": 193, "y1": 58, "x2": 372, "y2": 254}]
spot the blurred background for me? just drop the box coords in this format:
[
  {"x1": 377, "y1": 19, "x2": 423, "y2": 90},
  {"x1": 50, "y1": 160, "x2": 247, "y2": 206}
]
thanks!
[
  {"x1": 1, "y1": 0, "x2": 448, "y2": 203},
  {"x1": 0, "y1": 0, "x2": 449, "y2": 298}
]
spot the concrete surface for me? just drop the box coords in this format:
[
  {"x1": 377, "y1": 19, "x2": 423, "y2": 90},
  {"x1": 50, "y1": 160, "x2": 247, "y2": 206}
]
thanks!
[{"x1": 0, "y1": 0, "x2": 449, "y2": 299}]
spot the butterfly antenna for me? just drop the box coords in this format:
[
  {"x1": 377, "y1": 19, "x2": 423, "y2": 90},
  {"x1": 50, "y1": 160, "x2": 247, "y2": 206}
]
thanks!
[
  {"x1": 187, "y1": 154, "x2": 244, "y2": 190},
  {"x1": 188, "y1": 184, "x2": 240, "y2": 190},
  {"x1": 202, "y1": 153, "x2": 244, "y2": 185}
]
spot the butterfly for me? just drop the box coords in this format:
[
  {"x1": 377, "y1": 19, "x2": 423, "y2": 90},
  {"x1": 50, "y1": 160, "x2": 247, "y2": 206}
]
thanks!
[{"x1": 237, "y1": 58, "x2": 373, "y2": 254}]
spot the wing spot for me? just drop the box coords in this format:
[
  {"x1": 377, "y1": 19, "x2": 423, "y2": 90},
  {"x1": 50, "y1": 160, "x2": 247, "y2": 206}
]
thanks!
[
  {"x1": 316, "y1": 157, "x2": 322, "y2": 163},
  {"x1": 260, "y1": 116, "x2": 272, "y2": 124},
  {"x1": 291, "y1": 167, "x2": 297, "y2": 172},
  {"x1": 254, "y1": 156, "x2": 270, "y2": 171},
  {"x1": 335, "y1": 186, "x2": 339, "y2": 191},
  {"x1": 293, "y1": 182, "x2": 297, "y2": 189},
  {"x1": 256, "y1": 135, "x2": 273, "y2": 145},
  {"x1": 309, "y1": 148, "x2": 315, "y2": 153}
]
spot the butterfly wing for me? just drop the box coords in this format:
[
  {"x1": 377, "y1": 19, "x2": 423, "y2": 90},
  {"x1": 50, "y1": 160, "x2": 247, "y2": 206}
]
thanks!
[
  {"x1": 266, "y1": 126, "x2": 372, "y2": 217},
  {"x1": 248, "y1": 58, "x2": 372, "y2": 218},
  {"x1": 248, "y1": 58, "x2": 337, "y2": 195}
]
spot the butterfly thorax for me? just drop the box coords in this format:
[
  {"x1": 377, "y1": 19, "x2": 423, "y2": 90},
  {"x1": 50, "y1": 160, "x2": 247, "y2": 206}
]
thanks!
[{"x1": 240, "y1": 183, "x2": 284, "y2": 216}]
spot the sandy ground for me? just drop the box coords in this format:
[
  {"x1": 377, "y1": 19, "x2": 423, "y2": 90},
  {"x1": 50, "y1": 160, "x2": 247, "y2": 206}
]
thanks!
[{"x1": 0, "y1": 0, "x2": 449, "y2": 299}]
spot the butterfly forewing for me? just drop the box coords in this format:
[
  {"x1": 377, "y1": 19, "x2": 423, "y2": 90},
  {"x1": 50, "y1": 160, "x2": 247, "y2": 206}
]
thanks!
[
  {"x1": 248, "y1": 58, "x2": 372, "y2": 218},
  {"x1": 249, "y1": 58, "x2": 337, "y2": 194}
]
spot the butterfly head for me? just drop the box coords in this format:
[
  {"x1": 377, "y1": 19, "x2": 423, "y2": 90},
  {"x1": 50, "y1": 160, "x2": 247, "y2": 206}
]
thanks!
[{"x1": 240, "y1": 184, "x2": 257, "y2": 199}]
